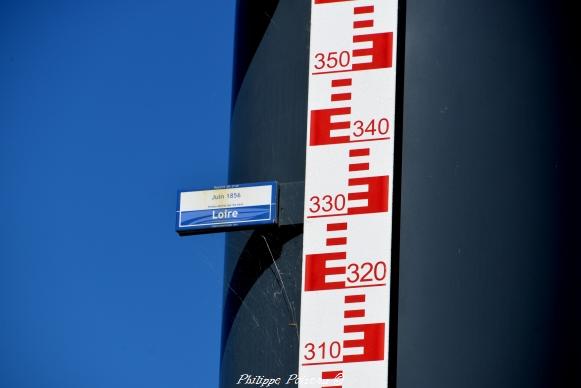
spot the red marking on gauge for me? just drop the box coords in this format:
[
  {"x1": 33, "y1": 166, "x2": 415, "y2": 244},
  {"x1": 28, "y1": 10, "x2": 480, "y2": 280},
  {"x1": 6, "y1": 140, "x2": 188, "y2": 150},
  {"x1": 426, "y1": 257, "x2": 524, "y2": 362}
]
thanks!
[
  {"x1": 352, "y1": 32, "x2": 393, "y2": 71},
  {"x1": 310, "y1": 107, "x2": 391, "y2": 146},
  {"x1": 304, "y1": 253, "x2": 387, "y2": 291},
  {"x1": 321, "y1": 371, "x2": 343, "y2": 388},
  {"x1": 331, "y1": 93, "x2": 352, "y2": 102},
  {"x1": 345, "y1": 294, "x2": 366, "y2": 303},
  {"x1": 353, "y1": 20, "x2": 374, "y2": 28},
  {"x1": 302, "y1": 360, "x2": 344, "y2": 366},
  {"x1": 342, "y1": 322, "x2": 385, "y2": 363},
  {"x1": 308, "y1": 212, "x2": 349, "y2": 219},
  {"x1": 344, "y1": 309, "x2": 365, "y2": 318},
  {"x1": 348, "y1": 137, "x2": 391, "y2": 144},
  {"x1": 310, "y1": 107, "x2": 351, "y2": 146},
  {"x1": 301, "y1": 323, "x2": 386, "y2": 366},
  {"x1": 353, "y1": 5, "x2": 374, "y2": 14},
  {"x1": 344, "y1": 283, "x2": 387, "y2": 289},
  {"x1": 348, "y1": 162, "x2": 369, "y2": 172},
  {"x1": 306, "y1": 174, "x2": 389, "y2": 219},
  {"x1": 326, "y1": 237, "x2": 347, "y2": 246},
  {"x1": 327, "y1": 222, "x2": 348, "y2": 231},
  {"x1": 312, "y1": 68, "x2": 356, "y2": 76},
  {"x1": 322, "y1": 370, "x2": 343, "y2": 379},
  {"x1": 315, "y1": 0, "x2": 353, "y2": 4},
  {"x1": 304, "y1": 252, "x2": 346, "y2": 291},
  {"x1": 348, "y1": 175, "x2": 389, "y2": 215},
  {"x1": 349, "y1": 148, "x2": 370, "y2": 157},
  {"x1": 332, "y1": 78, "x2": 352, "y2": 87}
]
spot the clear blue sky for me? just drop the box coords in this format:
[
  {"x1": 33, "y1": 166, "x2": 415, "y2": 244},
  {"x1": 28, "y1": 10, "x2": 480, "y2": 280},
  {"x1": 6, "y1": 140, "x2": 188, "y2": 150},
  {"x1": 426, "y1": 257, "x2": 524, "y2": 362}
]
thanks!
[{"x1": 0, "y1": 1, "x2": 235, "y2": 386}]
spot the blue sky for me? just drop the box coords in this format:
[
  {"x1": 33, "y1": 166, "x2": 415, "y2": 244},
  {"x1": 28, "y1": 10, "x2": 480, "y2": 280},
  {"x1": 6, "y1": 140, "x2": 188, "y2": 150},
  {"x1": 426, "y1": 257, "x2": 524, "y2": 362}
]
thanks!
[{"x1": 1, "y1": 1, "x2": 235, "y2": 386}]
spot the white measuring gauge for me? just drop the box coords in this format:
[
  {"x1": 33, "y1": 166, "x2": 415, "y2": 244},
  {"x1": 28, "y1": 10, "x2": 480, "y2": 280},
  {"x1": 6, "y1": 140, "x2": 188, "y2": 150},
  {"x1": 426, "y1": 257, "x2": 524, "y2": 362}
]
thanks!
[{"x1": 299, "y1": 1, "x2": 399, "y2": 387}]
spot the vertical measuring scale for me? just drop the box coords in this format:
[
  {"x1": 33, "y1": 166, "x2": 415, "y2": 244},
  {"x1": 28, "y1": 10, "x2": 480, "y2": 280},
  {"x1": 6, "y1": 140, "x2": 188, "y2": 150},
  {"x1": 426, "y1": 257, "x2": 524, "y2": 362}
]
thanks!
[{"x1": 299, "y1": 1, "x2": 400, "y2": 387}]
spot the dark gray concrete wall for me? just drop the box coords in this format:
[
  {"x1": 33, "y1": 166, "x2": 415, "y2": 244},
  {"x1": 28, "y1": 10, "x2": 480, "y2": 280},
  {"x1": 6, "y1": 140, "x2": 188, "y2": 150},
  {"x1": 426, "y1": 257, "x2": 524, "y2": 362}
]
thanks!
[
  {"x1": 221, "y1": 1, "x2": 310, "y2": 387},
  {"x1": 397, "y1": 1, "x2": 578, "y2": 387},
  {"x1": 221, "y1": 1, "x2": 579, "y2": 387}
]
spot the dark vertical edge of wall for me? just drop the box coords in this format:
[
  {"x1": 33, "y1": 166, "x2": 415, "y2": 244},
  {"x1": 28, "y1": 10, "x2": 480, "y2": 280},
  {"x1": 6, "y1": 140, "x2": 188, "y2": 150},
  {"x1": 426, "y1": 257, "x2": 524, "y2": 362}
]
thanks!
[
  {"x1": 388, "y1": 1, "x2": 407, "y2": 387},
  {"x1": 555, "y1": 2, "x2": 581, "y2": 384}
]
